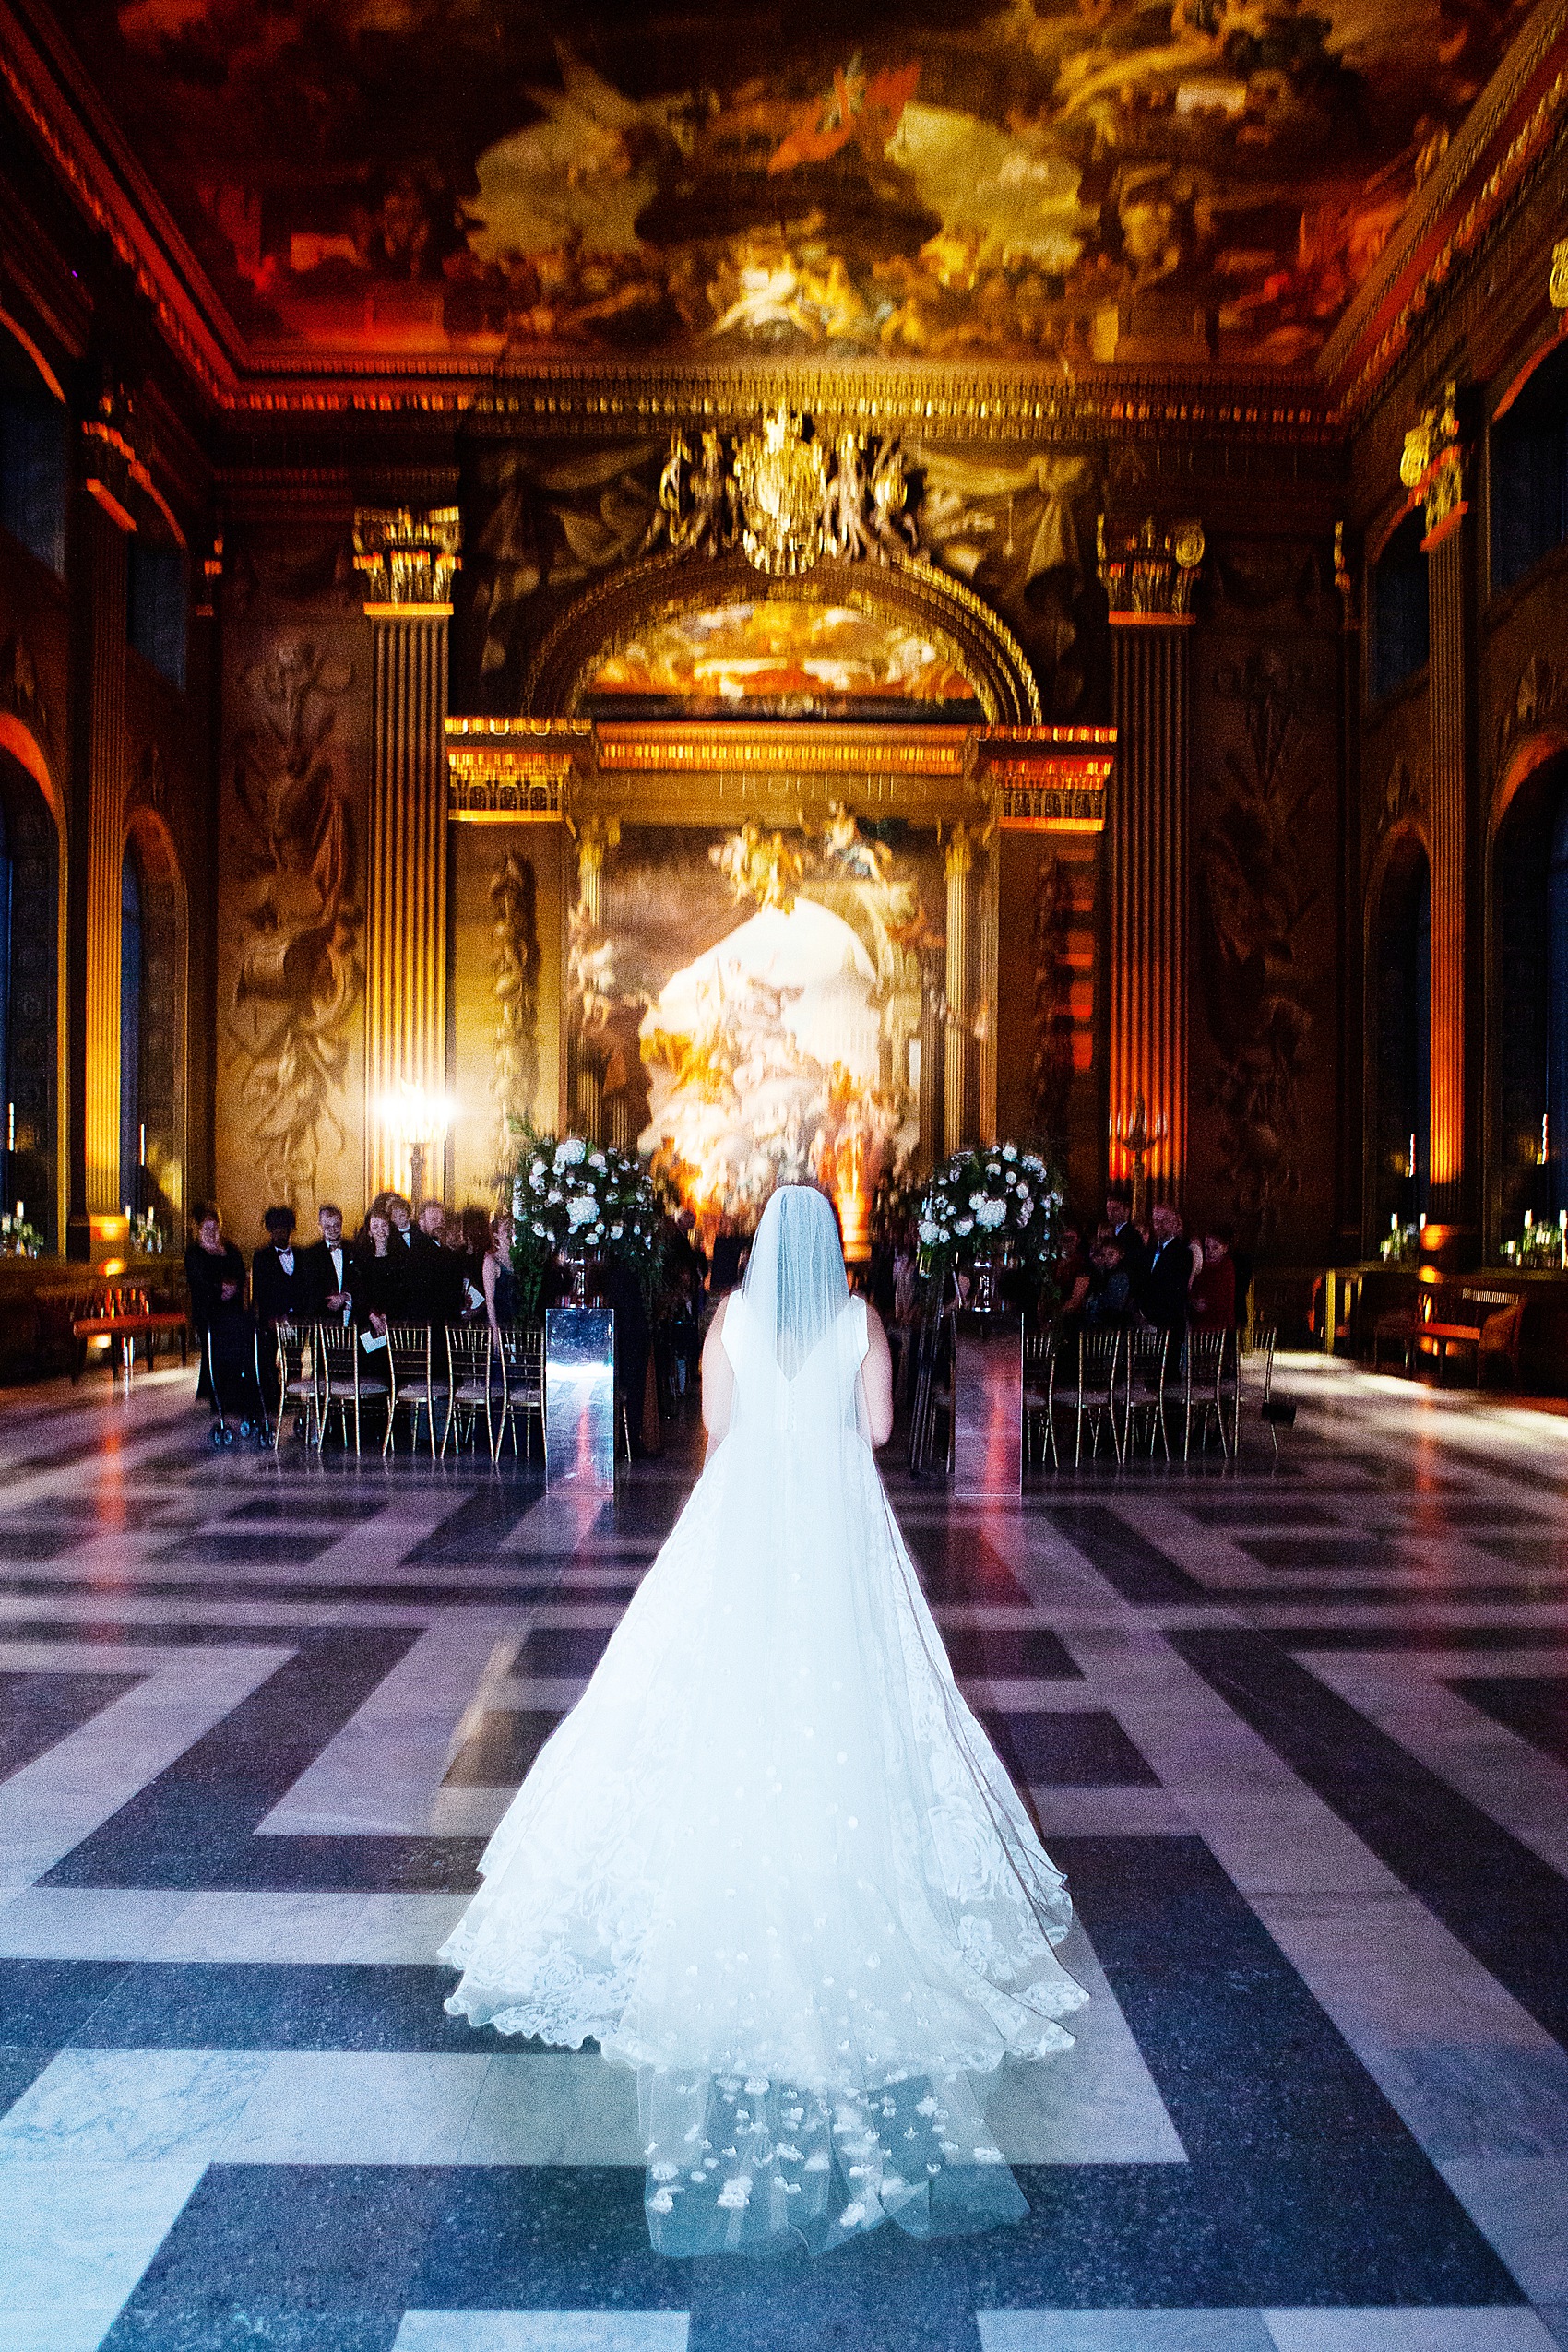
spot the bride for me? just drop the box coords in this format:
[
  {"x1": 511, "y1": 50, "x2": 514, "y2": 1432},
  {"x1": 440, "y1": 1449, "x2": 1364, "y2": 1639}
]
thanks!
[{"x1": 441, "y1": 1184, "x2": 1087, "y2": 2255}]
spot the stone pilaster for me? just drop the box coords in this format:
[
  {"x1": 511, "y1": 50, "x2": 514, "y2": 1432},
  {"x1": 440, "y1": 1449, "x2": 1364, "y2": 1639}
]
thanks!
[
  {"x1": 81, "y1": 499, "x2": 128, "y2": 1223},
  {"x1": 1108, "y1": 613, "x2": 1191, "y2": 1202},
  {"x1": 944, "y1": 825, "x2": 976, "y2": 1155},
  {"x1": 357, "y1": 505, "x2": 459, "y2": 1200}
]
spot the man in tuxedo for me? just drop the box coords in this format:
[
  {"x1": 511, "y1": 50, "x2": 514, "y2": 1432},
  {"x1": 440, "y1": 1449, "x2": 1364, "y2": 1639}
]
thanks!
[
  {"x1": 299, "y1": 1204, "x2": 353, "y2": 1324},
  {"x1": 383, "y1": 1193, "x2": 442, "y2": 1322},
  {"x1": 1140, "y1": 1201, "x2": 1197, "y2": 1334},
  {"x1": 416, "y1": 1197, "x2": 465, "y2": 1326},
  {"x1": 251, "y1": 1206, "x2": 312, "y2": 1329}
]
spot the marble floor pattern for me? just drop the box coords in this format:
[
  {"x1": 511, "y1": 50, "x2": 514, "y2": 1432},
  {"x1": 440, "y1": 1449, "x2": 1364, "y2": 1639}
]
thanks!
[{"x1": 0, "y1": 1360, "x2": 1566, "y2": 2349}]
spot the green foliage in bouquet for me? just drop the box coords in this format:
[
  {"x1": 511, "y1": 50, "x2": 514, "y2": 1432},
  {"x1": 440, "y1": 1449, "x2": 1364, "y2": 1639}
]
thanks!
[
  {"x1": 506, "y1": 1128, "x2": 668, "y2": 1317},
  {"x1": 915, "y1": 1144, "x2": 1061, "y2": 1302}
]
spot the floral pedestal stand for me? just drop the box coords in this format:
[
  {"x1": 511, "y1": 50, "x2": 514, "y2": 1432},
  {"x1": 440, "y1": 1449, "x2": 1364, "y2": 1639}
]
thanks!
[{"x1": 951, "y1": 1310, "x2": 1024, "y2": 1499}]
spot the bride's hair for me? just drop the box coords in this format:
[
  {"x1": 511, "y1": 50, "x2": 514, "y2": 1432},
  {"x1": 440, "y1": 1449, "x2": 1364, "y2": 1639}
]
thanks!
[{"x1": 741, "y1": 1183, "x2": 849, "y2": 1375}]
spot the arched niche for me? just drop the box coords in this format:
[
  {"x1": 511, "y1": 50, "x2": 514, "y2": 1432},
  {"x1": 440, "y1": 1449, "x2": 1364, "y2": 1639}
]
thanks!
[
  {"x1": 0, "y1": 721, "x2": 65, "y2": 1250},
  {"x1": 123, "y1": 803, "x2": 189, "y2": 1231},
  {"x1": 520, "y1": 552, "x2": 1042, "y2": 725},
  {"x1": 1364, "y1": 825, "x2": 1431, "y2": 1241},
  {"x1": 1491, "y1": 743, "x2": 1568, "y2": 1243}
]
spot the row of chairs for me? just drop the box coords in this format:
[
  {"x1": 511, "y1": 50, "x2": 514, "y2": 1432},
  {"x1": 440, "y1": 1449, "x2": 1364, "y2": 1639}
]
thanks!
[
  {"x1": 1024, "y1": 1325, "x2": 1279, "y2": 1467},
  {"x1": 270, "y1": 1320, "x2": 544, "y2": 1462}
]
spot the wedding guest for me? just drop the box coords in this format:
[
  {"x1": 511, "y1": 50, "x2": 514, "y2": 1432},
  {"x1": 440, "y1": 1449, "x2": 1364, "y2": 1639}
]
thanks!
[
  {"x1": 251, "y1": 1206, "x2": 311, "y2": 1329},
  {"x1": 1188, "y1": 1225, "x2": 1239, "y2": 1331},
  {"x1": 351, "y1": 1208, "x2": 404, "y2": 1335},
  {"x1": 1053, "y1": 1220, "x2": 1092, "y2": 1331},
  {"x1": 299, "y1": 1204, "x2": 353, "y2": 1324},
  {"x1": 414, "y1": 1197, "x2": 465, "y2": 1325},
  {"x1": 184, "y1": 1204, "x2": 257, "y2": 1413},
  {"x1": 1140, "y1": 1202, "x2": 1199, "y2": 1334},
  {"x1": 1103, "y1": 1189, "x2": 1149, "y2": 1283},
  {"x1": 1084, "y1": 1229, "x2": 1133, "y2": 1326},
  {"x1": 445, "y1": 1211, "x2": 487, "y2": 1321},
  {"x1": 483, "y1": 1212, "x2": 519, "y2": 1332}
]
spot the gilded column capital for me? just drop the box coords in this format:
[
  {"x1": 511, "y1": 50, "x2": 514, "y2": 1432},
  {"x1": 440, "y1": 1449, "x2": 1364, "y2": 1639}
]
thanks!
[
  {"x1": 574, "y1": 815, "x2": 621, "y2": 885},
  {"x1": 1400, "y1": 383, "x2": 1464, "y2": 543},
  {"x1": 944, "y1": 820, "x2": 978, "y2": 880},
  {"x1": 1099, "y1": 513, "x2": 1204, "y2": 618},
  {"x1": 355, "y1": 505, "x2": 461, "y2": 614}
]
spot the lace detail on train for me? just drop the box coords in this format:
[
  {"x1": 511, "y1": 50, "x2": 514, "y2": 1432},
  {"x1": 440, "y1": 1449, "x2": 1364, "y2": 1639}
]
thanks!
[{"x1": 441, "y1": 1227, "x2": 1087, "y2": 2255}]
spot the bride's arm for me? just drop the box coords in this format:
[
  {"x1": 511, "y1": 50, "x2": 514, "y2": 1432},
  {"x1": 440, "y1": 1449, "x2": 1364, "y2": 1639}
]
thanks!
[
  {"x1": 857, "y1": 1304, "x2": 895, "y2": 1448},
  {"x1": 700, "y1": 1295, "x2": 735, "y2": 1460}
]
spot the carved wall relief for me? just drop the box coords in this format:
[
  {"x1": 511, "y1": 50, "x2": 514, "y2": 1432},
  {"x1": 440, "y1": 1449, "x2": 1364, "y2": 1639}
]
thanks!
[
  {"x1": 490, "y1": 849, "x2": 540, "y2": 1155},
  {"x1": 225, "y1": 641, "x2": 362, "y2": 1206},
  {"x1": 1195, "y1": 645, "x2": 1332, "y2": 1241},
  {"x1": 1029, "y1": 852, "x2": 1075, "y2": 1147}
]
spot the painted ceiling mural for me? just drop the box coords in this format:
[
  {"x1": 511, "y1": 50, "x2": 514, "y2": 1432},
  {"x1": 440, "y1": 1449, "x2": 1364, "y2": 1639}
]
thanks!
[
  {"x1": 65, "y1": 0, "x2": 1525, "y2": 372},
  {"x1": 585, "y1": 602, "x2": 981, "y2": 718}
]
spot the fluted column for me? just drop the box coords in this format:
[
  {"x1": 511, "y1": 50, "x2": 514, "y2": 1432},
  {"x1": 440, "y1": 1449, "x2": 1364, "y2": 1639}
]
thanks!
[
  {"x1": 976, "y1": 832, "x2": 1000, "y2": 1146},
  {"x1": 1426, "y1": 519, "x2": 1468, "y2": 1217},
  {"x1": 82, "y1": 501, "x2": 128, "y2": 1220},
  {"x1": 357, "y1": 506, "x2": 459, "y2": 1200},
  {"x1": 944, "y1": 826, "x2": 976, "y2": 1154},
  {"x1": 1108, "y1": 614, "x2": 1190, "y2": 1202},
  {"x1": 919, "y1": 947, "x2": 944, "y2": 1169}
]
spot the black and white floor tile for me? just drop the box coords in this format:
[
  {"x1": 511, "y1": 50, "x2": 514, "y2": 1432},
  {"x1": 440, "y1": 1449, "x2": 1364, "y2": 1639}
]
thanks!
[{"x1": 0, "y1": 1358, "x2": 1565, "y2": 2349}]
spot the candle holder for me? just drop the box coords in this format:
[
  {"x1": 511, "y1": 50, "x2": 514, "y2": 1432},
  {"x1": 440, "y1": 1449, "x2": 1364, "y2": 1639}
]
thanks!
[{"x1": 1110, "y1": 1092, "x2": 1168, "y2": 1226}]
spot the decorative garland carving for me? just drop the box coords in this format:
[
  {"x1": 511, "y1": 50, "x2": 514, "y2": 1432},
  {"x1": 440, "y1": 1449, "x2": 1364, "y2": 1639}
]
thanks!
[
  {"x1": 489, "y1": 849, "x2": 540, "y2": 1148},
  {"x1": 227, "y1": 641, "x2": 361, "y2": 1203},
  {"x1": 1377, "y1": 755, "x2": 1428, "y2": 836}
]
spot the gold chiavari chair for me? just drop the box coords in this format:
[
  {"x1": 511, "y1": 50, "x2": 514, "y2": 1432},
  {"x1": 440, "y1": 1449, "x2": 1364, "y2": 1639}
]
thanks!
[
  {"x1": 315, "y1": 1321, "x2": 390, "y2": 1456},
  {"x1": 1182, "y1": 1329, "x2": 1230, "y2": 1462},
  {"x1": 443, "y1": 1324, "x2": 495, "y2": 1457},
  {"x1": 270, "y1": 1319, "x2": 319, "y2": 1450},
  {"x1": 1023, "y1": 1329, "x2": 1058, "y2": 1470},
  {"x1": 384, "y1": 1323, "x2": 443, "y2": 1457},
  {"x1": 1122, "y1": 1326, "x2": 1171, "y2": 1461},
  {"x1": 493, "y1": 1322, "x2": 547, "y2": 1467},
  {"x1": 1073, "y1": 1327, "x2": 1123, "y2": 1467}
]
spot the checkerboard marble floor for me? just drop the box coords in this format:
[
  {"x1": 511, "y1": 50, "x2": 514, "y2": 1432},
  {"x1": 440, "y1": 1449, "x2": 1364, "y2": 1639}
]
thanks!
[{"x1": 1, "y1": 1358, "x2": 1567, "y2": 2350}]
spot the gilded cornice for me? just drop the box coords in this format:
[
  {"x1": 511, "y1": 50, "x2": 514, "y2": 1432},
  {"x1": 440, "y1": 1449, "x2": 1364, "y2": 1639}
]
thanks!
[
  {"x1": 445, "y1": 716, "x2": 1113, "y2": 833},
  {"x1": 0, "y1": 0, "x2": 238, "y2": 398},
  {"x1": 1320, "y1": 0, "x2": 1568, "y2": 417}
]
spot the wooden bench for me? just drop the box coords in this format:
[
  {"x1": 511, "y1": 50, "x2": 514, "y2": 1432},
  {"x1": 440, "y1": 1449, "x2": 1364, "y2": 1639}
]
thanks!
[
  {"x1": 1373, "y1": 1283, "x2": 1524, "y2": 1387},
  {"x1": 69, "y1": 1288, "x2": 189, "y2": 1382}
]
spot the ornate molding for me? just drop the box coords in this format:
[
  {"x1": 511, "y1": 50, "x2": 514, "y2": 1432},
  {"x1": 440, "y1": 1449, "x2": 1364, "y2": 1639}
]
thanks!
[
  {"x1": 1324, "y1": 0, "x2": 1568, "y2": 414},
  {"x1": 445, "y1": 715, "x2": 1111, "y2": 834},
  {"x1": 521, "y1": 547, "x2": 1042, "y2": 725},
  {"x1": 1551, "y1": 236, "x2": 1568, "y2": 310}
]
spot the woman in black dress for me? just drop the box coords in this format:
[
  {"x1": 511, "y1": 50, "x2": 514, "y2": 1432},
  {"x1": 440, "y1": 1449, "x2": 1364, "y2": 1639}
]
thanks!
[
  {"x1": 350, "y1": 1208, "x2": 406, "y2": 1334},
  {"x1": 184, "y1": 1204, "x2": 260, "y2": 1417}
]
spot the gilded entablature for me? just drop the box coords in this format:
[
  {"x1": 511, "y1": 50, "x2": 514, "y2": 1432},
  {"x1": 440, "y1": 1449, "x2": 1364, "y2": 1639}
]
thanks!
[{"x1": 445, "y1": 716, "x2": 1113, "y2": 836}]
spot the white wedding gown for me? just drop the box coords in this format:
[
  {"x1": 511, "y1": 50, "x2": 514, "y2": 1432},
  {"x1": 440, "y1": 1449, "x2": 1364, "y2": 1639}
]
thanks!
[{"x1": 441, "y1": 1187, "x2": 1087, "y2": 2256}]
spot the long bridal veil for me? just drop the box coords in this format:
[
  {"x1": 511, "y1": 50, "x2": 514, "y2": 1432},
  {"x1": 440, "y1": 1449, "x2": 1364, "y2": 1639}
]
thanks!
[{"x1": 441, "y1": 1184, "x2": 1087, "y2": 2255}]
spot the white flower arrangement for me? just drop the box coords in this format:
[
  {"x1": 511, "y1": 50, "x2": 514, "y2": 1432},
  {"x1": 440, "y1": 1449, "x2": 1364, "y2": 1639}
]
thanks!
[
  {"x1": 505, "y1": 1129, "x2": 667, "y2": 1312},
  {"x1": 914, "y1": 1144, "x2": 1060, "y2": 1291}
]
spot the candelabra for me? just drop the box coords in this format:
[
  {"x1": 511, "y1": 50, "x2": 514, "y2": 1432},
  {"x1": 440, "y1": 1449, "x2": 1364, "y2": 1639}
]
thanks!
[{"x1": 1110, "y1": 1092, "x2": 1168, "y2": 1226}]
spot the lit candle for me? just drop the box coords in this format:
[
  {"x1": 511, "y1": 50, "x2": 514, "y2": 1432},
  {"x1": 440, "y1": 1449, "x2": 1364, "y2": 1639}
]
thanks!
[
  {"x1": 1526, "y1": 1209, "x2": 1534, "y2": 1230},
  {"x1": 138, "y1": 1123, "x2": 146, "y2": 1166}
]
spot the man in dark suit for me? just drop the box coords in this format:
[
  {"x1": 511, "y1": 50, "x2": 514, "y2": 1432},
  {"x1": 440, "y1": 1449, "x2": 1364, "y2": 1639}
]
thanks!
[
  {"x1": 298, "y1": 1203, "x2": 353, "y2": 1324},
  {"x1": 1104, "y1": 1189, "x2": 1150, "y2": 1285},
  {"x1": 415, "y1": 1197, "x2": 465, "y2": 1326},
  {"x1": 386, "y1": 1193, "x2": 441, "y2": 1320},
  {"x1": 1140, "y1": 1201, "x2": 1197, "y2": 1333},
  {"x1": 251, "y1": 1206, "x2": 312, "y2": 1329}
]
